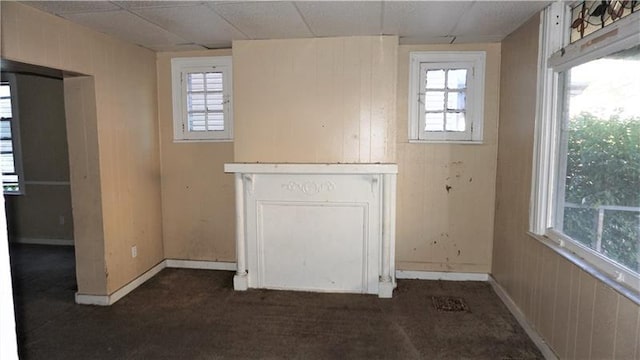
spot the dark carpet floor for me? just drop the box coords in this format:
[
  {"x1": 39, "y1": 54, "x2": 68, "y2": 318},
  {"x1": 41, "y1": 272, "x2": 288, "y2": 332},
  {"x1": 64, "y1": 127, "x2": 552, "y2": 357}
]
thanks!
[{"x1": 9, "y1": 244, "x2": 543, "y2": 360}]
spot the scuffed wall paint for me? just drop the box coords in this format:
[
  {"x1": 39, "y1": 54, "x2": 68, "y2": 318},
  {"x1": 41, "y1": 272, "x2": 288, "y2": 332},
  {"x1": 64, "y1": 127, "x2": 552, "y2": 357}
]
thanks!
[{"x1": 395, "y1": 43, "x2": 501, "y2": 273}]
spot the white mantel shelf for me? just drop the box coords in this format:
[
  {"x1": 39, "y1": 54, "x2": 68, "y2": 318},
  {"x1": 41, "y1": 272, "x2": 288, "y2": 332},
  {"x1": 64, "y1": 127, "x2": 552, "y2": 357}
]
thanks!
[
  {"x1": 225, "y1": 162, "x2": 398, "y2": 298},
  {"x1": 224, "y1": 163, "x2": 398, "y2": 174}
]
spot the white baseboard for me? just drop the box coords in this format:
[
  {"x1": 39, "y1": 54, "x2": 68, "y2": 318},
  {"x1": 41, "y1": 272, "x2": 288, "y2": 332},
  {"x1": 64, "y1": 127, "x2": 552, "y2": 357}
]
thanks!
[
  {"x1": 488, "y1": 276, "x2": 558, "y2": 360},
  {"x1": 75, "y1": 259, "x2": 236, "y2": 306},
  {"x1": 12, "y1": 238, "x2": 74, "y2": 246},
  {"x1": 75, "y1": 260, "x2": 166, "y2": 306},
  {"x1": 395, "y1": 270, "x2": 489, "y2": 281},
  {"x1": 165, "y1": 259, "x2": 236, "y2": 271}
]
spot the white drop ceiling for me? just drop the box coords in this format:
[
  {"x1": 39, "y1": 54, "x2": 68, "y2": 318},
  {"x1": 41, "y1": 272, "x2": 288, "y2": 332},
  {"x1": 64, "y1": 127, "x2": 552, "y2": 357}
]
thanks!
[{"x1": 23, "y1": 1, "x2": 551, "y2": 51}]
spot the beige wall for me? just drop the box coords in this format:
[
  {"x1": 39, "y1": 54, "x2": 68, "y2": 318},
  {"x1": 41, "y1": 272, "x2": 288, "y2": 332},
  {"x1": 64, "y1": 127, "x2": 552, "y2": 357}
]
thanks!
[
  {"x1": 4, "y1": 73, "x2": 74, "y2": 242},
  {"x1": 156, "y1": 50, "x2": 235, "y2": 262},
  {"x1": 233, "y1": 36, "x2": 397, "y2": 163},
  {"x1": 395, "y1": 43, "x2": 501, "y2": 273},
  {"x1": 493, "y1": 14, "x2": 640, "y2": 359},
  {"x1": 1, "y1": 2, "x2": 163, "y2": 295}
]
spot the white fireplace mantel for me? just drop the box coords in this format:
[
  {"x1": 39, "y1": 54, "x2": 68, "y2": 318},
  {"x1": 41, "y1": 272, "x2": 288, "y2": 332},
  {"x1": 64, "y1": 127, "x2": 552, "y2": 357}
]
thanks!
[{"x1": 224, "y1": 163, "x2": 398, "y2": 298}]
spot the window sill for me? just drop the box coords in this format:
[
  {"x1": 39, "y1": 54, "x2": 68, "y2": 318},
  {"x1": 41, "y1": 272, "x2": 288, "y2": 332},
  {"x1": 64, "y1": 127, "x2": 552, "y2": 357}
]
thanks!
[
  {"x1": 173, "y1": 138, "x2": 233, "y2": 144},
  {"x1": 408, "y1": 139, "x2": 484, "y2": 145},
  {"x1": 527, "y1": 231, "x2": 640, "y2": 306}
]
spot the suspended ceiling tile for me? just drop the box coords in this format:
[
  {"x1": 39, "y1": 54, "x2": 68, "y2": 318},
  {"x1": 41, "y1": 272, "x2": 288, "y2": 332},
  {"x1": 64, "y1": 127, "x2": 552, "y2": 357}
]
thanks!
[
  {"x1": 23, "y1": 1, "x2": 121, "y2": 14},
  {"x1": 452, "y1": 35, "x2": 506, "y2": 44},
  {"x1": 131, "y1": 4, "x2": 247, "y2": 45},
  {"x1": 210, "y1": 1, "x2": 313, "y2": 39},
  {"x1": 399, "y1": 36, "x2": 456, "y2": 45},
  {"x1": 452, "y1": 1, "x2": 549, "y2": 37},
  {"x1": 62, "y1": 10, "x2": 187, "y2": 48},
  {"x1": 113, "y1": 1, "x2": 204, "y2": 9},
  {"x1": 383, "y1": 1, "x2": 472, "y2": 39},
  {"x1": 294, "y1": 1, "x2": 382, "y2": 37},
  {"x1": 148, "y1": 44, "x2": 208, "y2": 52}
]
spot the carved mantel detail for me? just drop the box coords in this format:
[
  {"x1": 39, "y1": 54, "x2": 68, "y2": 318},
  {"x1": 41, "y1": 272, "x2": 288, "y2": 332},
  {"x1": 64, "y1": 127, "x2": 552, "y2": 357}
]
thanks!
[{"x1": 281, "y1": 181, "x2": 335, "y2": 195}]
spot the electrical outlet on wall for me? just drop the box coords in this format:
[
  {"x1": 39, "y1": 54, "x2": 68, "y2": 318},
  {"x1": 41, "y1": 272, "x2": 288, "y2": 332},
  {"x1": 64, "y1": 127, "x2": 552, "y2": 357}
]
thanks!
[{"x1": 131, "y1": 245, "x2": 137, "y2": 258}]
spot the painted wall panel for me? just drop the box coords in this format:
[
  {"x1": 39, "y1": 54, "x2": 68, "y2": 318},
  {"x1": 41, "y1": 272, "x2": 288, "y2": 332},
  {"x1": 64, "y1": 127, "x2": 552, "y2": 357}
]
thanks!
[
  {"x1": 232, "y1": 36, "x2": 397, "y2": 164},
  {"x1": 156, "y1": 49, "x2": 236, "y2": 262},
  {"x1": 395, "y1": 43, "x2": 501, "y2": 273},
  {"x1": 1, "y1": 2, "x2": 163, "y2": 295},
  {"x1": 493, "y1": 13, "x2": 640, "y2": 359}
]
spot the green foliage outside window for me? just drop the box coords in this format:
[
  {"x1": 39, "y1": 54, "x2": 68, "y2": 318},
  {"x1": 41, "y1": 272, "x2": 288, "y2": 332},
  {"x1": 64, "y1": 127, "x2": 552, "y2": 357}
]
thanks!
[{"x1": 562, "y1": 112, "x2": 640, "y2": 272}]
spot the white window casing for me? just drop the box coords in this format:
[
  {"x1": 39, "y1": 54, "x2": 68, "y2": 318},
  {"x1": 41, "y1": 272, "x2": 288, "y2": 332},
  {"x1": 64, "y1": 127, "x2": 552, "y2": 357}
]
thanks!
[
  {"x1": 171, "y1": 56, "x2": 233, "y2": 142},
  {"x1": 531, "y1": 2, "x2": 640, "y2": 295},
  {"x1": 408, "y1": 51, "x2": 485, "y2": 144}
]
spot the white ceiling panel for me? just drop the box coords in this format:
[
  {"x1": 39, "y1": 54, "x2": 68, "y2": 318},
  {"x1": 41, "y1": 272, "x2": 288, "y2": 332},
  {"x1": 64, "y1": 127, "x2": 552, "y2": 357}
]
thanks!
[
  {"x1": 452, "y1": 1, "x2": 549, "y2": 37},
  {"x1": 131, "y1": 4, "x2": 247, "y2": 46},
  {"x1": 113, "y1": 1, "x2": 204, "y2": 9},
  {"x1": 62, "y1": 10, "x2": 187, "y2": 47},
  {"x1": 399, "y1": 36, "x2": 455, "y2": 45},
  {"x1": 383, "y1": 1, "x2": 472, "y2": 38},
  {"x1": 20, "y1": 1, "x2": 551, "y2": 51},
  {"x1": 210, "y1": 1, "x2": 313, "y2": 39},
  {"x1": 25, "y1": 1, "x2": 121, "y2": 14},
  {"x1": 146, "y1": 44, "x2": 207, "y2": 52},
  {"x1": 294, "y1": 1, "x2": 382, "y2": 37}
]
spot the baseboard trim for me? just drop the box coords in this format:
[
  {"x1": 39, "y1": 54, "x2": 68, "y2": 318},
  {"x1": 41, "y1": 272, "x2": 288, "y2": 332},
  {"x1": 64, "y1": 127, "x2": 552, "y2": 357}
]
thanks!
[
  {"x1": 165, "y1": 259, "x2": 236, "y2": 271},
  {"x1": 488, "y1": 276, "x2": 558, "y2": 360},
  {"x1": 12, "y1": 238, "x2": 74, "y2": 246},
  {"x1": 75, "y1": 260, "x2": 166, "y2": 306},
  {"x1": 395, "y1": 270, "x2": 489, "y2": 281}
]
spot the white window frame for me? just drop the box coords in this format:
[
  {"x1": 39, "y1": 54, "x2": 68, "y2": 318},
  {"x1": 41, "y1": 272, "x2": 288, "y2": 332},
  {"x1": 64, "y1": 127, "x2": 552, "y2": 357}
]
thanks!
[
  {"x1": 0, "y1": 73, "x2": 24, "y2": 196},
  {"x1": 171, "y1": 56, "x2": 233, "y2": 142},
  {"x1": 531, "y1": 2, "x2": 640, "y2": 294},
  {"x1": 408, "y1": 51, "x2": 485, "y2": 144}
]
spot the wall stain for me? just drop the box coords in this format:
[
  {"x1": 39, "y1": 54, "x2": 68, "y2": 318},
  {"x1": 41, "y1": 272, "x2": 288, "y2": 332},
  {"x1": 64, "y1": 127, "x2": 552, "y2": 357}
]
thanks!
[{"x1": 445, "y1": 185, "x2": 452, "y2": 193}]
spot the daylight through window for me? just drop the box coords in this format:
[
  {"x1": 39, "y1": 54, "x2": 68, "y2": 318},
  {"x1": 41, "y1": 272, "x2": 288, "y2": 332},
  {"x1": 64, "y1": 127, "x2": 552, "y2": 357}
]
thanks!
[{"x1": 0, "y1": 81, "x2": 20, "y2": 194}]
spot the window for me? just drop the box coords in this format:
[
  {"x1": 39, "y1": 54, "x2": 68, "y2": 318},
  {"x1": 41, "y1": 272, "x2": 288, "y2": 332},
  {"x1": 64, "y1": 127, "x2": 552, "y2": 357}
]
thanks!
[
  {"x1": 171, "y1": 56, "x2": 233, "y2": 141},
  {"x1": 408, "y1": 51, "x2": 485, "y2": 143},
  {"x1": 0, "y1": 75, "x2": 23, "y2": 195},
  {"x1": 532, "y1": 2, "x2": 640, "y2": 292}
]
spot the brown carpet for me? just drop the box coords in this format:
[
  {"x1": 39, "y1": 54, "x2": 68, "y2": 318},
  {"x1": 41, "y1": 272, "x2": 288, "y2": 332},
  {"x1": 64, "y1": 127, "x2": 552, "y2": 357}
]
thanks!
[{"x1": 9, "y1": 244, "x2": 543, "y2": 359}]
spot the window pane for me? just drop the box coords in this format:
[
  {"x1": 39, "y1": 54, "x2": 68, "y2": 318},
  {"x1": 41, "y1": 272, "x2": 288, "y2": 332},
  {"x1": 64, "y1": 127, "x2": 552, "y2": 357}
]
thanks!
[
  {"x1": 0, "y1": 98, "x2": 12, "y2": 118},
  {"x1": 188, "y1": 113, "x2": 207, "y2": 131},
  {"x1": 188, "y1": 93, "x2": 206, "y2": 112},
  {"x1": 206, "y1": 93, "x2": 224, "y2": 111},
  {"x1": 207, "y1": 112, "x2": 224, "y2": 131},
  {"x1": 445, "y1": 112, "x2": 466, "y2": 132},
  {"x1": 206, "y1": 72, "x2": 223, "y2": 91},
  {"x1": 0, "y1": 139, "x2": 13, "y2": 152},
  {"x1": 425, "y1": 112, "x2": 444, "y2": 131},
  {"x1": 1, "y1": 153, "x2": 15, "y2": 173},
  {"x1": 0, "y1": 121, "x2": 11, "y2": 138},
  {"x1": 425, "y1": 69, "x2": 445, "y2": 89},
  {"x1": 447, "y1": 91, "x2": 466, "y2": 111},
  {"x1": 558, "y1": 45, "x2": 640, "y2": 272},
  {"x1": 425, "y1": 91, "x2": 444, "y2": 111},
  {"x1": 447, "y1": 69, "x2": 467, "y2": 89},
  {"x1": 188, "y1": 73, "x2": 205, "y2": 92}
]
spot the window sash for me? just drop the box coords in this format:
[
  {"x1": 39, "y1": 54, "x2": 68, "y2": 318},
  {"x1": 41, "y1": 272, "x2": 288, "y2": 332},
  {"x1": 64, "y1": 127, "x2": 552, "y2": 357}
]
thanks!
[
  {"x1": 171, "y1": 56, "x2": 233, "y2": 142},
  {"x1": 418, "y1": 62, "x2": 473, "y2": 141},
  {"x1": 408, "y1": 51, "x2": 485, "y2": 143}
]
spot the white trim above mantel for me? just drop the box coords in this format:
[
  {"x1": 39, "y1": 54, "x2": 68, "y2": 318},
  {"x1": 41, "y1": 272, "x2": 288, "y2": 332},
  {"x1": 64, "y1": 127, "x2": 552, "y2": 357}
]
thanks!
[
  {"x1": 224, "y1": 163, "x2": 398, "y2": 175},
  {"x1": 225, "y1": 163, "x2": 398, "y2": 298}
]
